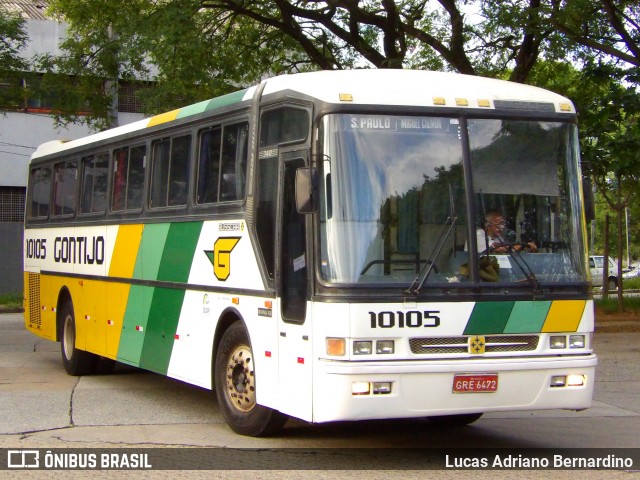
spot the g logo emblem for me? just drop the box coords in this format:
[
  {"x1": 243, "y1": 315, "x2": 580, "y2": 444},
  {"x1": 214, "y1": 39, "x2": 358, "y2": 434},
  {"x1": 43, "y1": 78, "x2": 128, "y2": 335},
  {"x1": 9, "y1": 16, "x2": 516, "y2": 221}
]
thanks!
[{"x1": 211, "y1": 237, "x2": 241, "y2": 281}]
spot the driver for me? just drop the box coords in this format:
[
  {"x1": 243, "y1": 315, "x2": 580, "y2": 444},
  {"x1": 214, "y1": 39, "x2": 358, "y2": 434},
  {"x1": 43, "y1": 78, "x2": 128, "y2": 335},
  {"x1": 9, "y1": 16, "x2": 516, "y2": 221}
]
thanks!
[{"x1": 478, "y1": 210, "x2": 537, "y2": 254}]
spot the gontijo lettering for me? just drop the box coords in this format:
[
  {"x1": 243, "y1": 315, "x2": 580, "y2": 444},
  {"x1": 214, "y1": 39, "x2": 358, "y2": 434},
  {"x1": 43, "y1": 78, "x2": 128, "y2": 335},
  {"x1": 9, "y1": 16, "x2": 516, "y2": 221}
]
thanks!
[{"x1": 53, "y1": 236, "x2": 105, "y2": 265}]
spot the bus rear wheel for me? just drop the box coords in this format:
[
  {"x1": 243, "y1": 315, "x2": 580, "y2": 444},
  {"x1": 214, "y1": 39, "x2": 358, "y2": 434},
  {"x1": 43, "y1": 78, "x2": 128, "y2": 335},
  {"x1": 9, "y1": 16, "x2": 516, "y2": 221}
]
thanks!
[
  {"x1": 60, "y1": 301, "x2": 97, "y2": 376},
  {"x1": 214, "y1": 321, "x2": 288, "y2": 436}
]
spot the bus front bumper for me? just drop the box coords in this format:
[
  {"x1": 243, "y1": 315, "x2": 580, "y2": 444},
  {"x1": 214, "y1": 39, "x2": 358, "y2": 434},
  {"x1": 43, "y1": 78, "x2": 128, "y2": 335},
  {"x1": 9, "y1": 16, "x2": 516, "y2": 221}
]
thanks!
[{"x1": 311, "y1": 354, "x2": 597, "y2": 423}]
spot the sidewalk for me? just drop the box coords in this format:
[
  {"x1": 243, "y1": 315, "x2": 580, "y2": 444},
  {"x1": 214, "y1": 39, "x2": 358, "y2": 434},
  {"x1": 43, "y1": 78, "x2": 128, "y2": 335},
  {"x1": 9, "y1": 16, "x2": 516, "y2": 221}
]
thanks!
[{"x1": 595, "y1": 309, "x2": 640, "y2": 333}]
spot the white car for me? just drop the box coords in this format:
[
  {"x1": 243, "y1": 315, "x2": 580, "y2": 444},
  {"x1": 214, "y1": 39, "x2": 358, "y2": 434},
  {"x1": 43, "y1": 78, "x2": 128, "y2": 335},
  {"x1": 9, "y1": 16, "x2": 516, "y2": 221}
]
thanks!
[
  {"x1": 589, "y1": 255, "x2": 618, "y2": 290},
  {"x1": 623, "y1": 262, "x2": 640, "y2": 279}
]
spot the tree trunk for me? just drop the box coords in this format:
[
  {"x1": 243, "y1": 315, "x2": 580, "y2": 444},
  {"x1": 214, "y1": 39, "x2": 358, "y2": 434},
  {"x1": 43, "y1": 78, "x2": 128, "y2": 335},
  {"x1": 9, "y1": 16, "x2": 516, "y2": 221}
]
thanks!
[
  {"x1": 616, "y1": 206, "x2": 624, "y2": 312},
  {"x1": 603, "y1": 214, "x2": 609, "y2": 301}
]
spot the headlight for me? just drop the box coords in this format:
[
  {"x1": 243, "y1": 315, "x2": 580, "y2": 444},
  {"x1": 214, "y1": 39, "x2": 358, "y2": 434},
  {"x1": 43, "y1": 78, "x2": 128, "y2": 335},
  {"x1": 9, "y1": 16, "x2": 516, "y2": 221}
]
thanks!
[
  {"x1": 376, "y1": 340, "x2": 395, "y2": 354},
  {"x1": 569, "y1": 335, "x2": 586, "y2": 349},
  {"x1": 353, "y1": 340, "x2": 373, "y2": 355},
  {"x1": 550, "y1": 336, "x2": 567, "y2": 349}
]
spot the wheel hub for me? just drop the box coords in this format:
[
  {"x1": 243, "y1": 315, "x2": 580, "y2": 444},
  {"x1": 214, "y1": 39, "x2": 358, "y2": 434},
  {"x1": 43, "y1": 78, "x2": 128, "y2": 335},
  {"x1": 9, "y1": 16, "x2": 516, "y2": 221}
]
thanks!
[{"x1": 226, "y1": 345, "x2": 256, "y2": 412}]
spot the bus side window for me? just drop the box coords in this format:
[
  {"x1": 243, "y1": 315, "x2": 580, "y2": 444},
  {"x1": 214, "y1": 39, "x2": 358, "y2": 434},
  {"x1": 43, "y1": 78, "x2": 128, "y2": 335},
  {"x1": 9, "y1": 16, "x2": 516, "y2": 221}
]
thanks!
[
  {"x1": 220, "y1": 122, "x2": 248, "y2": 201},
  {"x1": 112, "y1": 148, "x2": 129, "y2": 211},
  {"x1": 196, "y1": 127, "x2": 222, "y2": 204},
  {"x1": 151, "y1": 135, "x2": 191, "y2": 208},
  {"x1": 168, "y1": 135, "x2": 191, "y2": 206},
  {"x1": 127, "y1": 145, "x2": 146, "y2": 210},
  {"x1": 80, "y1": 153, "x2": 109, "y2": 214},
  {"x1": 112, "y1": 146, "x2": 145, "y2": 211},
  {"x1": 29, "y1": 166, "x2": 51, "y2": 218},
  {"x1": 53, "y1": 160, "x2": 77, "y2": 216},
  {"x1": 259, "y1": 108, "x2": 309, "y2": 146}
]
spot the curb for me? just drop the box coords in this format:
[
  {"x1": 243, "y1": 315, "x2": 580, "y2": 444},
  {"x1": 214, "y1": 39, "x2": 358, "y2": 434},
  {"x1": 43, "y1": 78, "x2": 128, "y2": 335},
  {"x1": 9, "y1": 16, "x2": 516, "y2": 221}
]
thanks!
[{"x1": 0, "y1": 308, "x2": 24, "y2": 314}]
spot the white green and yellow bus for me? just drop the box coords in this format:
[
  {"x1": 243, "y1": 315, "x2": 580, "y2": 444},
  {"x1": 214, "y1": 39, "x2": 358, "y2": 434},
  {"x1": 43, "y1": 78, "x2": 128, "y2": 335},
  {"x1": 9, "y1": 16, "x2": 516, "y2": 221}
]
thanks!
[{"x1": 24, "y1": 69, "x2": 596, "y2": 436}]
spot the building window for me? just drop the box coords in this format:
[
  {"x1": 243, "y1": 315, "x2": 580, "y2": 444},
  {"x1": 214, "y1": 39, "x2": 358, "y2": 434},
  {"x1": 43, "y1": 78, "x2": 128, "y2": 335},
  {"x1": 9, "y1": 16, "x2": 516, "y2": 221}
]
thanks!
[{"x1": 0, "y1": 186, "x2": 26, "y2": 223}]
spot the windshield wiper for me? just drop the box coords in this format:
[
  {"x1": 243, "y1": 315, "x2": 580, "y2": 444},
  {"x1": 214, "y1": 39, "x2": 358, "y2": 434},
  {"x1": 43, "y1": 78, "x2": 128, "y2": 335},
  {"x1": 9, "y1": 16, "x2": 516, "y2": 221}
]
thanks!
[
  {"x1": 405, "y1": 215, "x2": 457, "y2": 295},
  {"x1": 406, "y1": 183, "x2": 457, "y2": 295},
  {"x1": 502, "y1": 243, "x2": 542, "y2": 294}
]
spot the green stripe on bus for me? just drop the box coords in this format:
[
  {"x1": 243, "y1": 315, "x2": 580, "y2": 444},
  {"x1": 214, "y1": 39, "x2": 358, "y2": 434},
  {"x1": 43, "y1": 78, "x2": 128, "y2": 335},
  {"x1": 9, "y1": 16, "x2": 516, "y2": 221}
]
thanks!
[
  {"x1": 118, "y1": 284, "x2": 155, "y2": 365},
  {"x1": 139, "y1": 287, "x2": 185, "y2": 374},
  {"x1": 203, "y1": 89, "x2": 248, "y2": 112},
  {"x1": 503, "y1": 301, "x2": 551, "y2": 333},
  {"x1": 137, "y1": 222, "x2": 203, "y2": 373},
  {"x1": 176, "y1": 89, "x2": 248, "y2": 119},
  {"x1": 133, "y1": 223, "x2": 171, "y2": 280},
  {"x1": 464, "y1": 301, "x2": 515, "y2": 335},
  {"x1": 156, "y1": 222, "x2": 203, "y2": 283},
  {"x1": 176, "y1": 99, "x2": 213, "y2": 118}
]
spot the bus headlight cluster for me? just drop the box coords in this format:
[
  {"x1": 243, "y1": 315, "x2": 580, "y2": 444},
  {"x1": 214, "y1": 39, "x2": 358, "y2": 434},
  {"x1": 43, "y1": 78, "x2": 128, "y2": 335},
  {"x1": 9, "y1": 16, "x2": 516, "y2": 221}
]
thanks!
[
  {"x1": 550, "y1": 334, "x2": 587, "y2": 350},
  {"x1": 354, "y1": 340, "x2": 395, "y2": 355},
  {"x1": 326, "y1": 338, "x2": 395, "y2": 356},
  {"x1": 550, "y1": 374, "x2": 586, "y2": 388},
  {"x1": 352, "y1": 381, "x2": 393, "y2": 395}
]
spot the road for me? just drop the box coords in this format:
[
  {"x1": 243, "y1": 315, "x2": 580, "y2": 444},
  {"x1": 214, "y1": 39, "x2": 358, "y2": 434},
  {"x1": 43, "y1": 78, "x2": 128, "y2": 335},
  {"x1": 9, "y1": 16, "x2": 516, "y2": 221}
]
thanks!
[{"x1": 0, "y1": 312, "x2": 639, "y2": 478}]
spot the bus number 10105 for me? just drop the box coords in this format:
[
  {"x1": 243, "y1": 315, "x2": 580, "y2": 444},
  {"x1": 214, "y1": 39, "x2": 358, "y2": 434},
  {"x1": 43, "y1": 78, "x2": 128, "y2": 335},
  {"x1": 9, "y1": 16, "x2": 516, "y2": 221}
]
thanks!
[{"x1": 369, "y1": 311, "x2": 440, "y2": 329}]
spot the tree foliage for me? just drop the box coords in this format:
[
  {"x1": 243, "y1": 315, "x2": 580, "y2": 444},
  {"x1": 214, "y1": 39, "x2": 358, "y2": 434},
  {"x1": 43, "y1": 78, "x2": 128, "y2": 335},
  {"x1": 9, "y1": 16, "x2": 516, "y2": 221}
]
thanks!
[
  {"x1": 37, "y1": 0, "x2": 638, "y2": 127},
  {"x1": 4, "y1": 0, "x2": 639, "y2": 298},
  {"x1": 0, "y1": 6, "x2": 29, "y2": 109}
]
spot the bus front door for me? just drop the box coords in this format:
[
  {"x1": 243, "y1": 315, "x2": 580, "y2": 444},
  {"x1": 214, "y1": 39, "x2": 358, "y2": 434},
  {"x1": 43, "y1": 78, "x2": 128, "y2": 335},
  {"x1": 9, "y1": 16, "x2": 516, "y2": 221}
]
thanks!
[{"x1": 277, "y1": 153, "x2": 313, "y2": 421}]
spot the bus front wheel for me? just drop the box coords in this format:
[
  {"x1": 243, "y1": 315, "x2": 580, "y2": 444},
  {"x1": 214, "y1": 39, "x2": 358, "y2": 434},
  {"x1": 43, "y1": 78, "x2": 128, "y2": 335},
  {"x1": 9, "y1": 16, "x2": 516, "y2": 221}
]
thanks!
[
  {"x1": 214, "y1": 321, "x2": 288, "y2": 436},
  {"x1": 60, "y1": 301, "x2": 96, "y2": 376}
]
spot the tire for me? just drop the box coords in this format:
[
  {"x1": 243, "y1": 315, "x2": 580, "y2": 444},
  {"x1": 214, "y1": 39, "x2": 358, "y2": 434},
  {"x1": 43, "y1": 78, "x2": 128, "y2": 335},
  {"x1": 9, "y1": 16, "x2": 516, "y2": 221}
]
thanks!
[
  {"x1": 60, "y1": 301, "x2": 97, "y2": 376},
  {"x1": 607, "y1": 277, "x2": 617, "y2": 291},
  {"x1": 214, "y1": 322, "x2": 288, "y2": 436},
  {"x1": 426, "y1": 413, "x2": 483, "y2": 427}
]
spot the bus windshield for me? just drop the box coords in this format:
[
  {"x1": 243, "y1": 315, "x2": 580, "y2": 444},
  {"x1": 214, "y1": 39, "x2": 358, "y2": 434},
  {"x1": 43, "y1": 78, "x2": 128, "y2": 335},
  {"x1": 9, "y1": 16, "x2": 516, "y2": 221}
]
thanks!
[{"x1": 319, "y1": 113, "x2": 587, "y2": 287}]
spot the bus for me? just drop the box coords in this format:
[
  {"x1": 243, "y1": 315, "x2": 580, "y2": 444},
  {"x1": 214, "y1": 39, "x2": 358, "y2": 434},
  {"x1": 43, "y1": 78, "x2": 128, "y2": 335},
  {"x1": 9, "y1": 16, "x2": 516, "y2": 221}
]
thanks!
[{"x1": 23, "y1": 69, "x2": 596, "y2": 436}]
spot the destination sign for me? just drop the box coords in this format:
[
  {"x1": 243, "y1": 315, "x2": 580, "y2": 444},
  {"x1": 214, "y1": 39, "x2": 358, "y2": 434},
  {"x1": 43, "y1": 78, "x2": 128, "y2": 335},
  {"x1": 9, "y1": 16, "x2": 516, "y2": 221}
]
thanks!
[{"x1": 345, "y1": 115, "x2": 452, "y2": 132}]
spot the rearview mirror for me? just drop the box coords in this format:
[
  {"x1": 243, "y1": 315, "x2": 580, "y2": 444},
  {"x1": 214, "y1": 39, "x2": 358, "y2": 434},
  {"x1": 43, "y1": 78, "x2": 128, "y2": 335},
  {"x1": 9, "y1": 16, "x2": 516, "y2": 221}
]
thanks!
[{"x1": 295, "y1": 167, "x2": 319, "y2": 214}]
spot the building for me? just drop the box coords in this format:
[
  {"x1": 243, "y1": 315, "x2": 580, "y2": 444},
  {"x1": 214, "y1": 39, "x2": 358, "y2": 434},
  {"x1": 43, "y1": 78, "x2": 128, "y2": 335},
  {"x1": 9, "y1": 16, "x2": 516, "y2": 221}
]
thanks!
[{"x1": 0, "y1": 0, "x2": 147, "y2": 295}]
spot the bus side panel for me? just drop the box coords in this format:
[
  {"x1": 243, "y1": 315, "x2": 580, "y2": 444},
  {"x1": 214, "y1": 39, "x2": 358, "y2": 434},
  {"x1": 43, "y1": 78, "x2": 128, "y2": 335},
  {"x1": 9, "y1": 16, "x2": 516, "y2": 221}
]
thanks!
[
  {"x1": 104, "y1": 223, "x2": 144, "y2": 360},
  {"x1": 167, "y1": 220, "x2": 277, "y2": 394},
  {"x1": 116, "y1": 222, "x2": 203, "y2": 374},
  {"x1": 105, "y1": 282, "x2": 131, "y2": 359},
  {"x1": 40, "y1": 274, "x2": 69, "y2": 342},
  {"x1": 167, "y1": 289, "x2": 219, "y2": 389},
  {"x1": 77, "y1": 279, "x2": 107, "y2": 357}
]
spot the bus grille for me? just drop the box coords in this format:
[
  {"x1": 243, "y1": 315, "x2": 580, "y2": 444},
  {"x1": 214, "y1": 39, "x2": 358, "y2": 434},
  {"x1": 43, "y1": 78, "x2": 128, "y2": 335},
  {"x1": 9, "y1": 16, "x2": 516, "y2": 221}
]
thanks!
[
  {"x1": 409, "y1": 335, "x2": 539, "y2": 354},
  {"x1": 28, "y1": 273, "x2": 41, "y2": 328}
]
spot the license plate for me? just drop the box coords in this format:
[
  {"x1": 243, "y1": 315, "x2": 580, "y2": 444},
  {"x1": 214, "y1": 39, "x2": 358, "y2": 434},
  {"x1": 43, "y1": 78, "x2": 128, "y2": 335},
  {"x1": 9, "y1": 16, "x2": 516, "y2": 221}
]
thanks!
[{"x1": 453, "y1": 374, "x2": 498, "y2": 393}]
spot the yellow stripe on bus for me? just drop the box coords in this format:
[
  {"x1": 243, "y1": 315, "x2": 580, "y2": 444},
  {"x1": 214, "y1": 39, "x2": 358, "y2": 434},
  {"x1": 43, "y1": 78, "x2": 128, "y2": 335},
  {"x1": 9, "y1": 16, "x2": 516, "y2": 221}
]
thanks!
[
  {"x1": 109, "y1": 224, "x2": 144, "y2": 278},
  {"x1": 541, "y1": 300, "x2": 586, "y2": 332},
  {"x1": 147, "y1": 109, "x2": 181, "y2": 127},
  {"x1": 104, "y1": 224, "x2": 144, "y2": 359}
]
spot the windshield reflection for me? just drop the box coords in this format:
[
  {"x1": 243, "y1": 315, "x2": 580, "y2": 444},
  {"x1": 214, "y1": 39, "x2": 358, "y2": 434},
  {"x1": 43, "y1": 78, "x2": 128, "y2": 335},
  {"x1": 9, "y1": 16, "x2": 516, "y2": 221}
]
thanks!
[{"x1": 318, "y1": 114, "x2": 586, "y2": 287}]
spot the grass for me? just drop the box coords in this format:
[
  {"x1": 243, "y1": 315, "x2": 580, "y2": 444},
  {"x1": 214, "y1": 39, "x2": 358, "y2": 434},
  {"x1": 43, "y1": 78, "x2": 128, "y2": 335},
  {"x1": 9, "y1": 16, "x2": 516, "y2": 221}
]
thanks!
[
  {"x1": 623, "y1": 277, "x2": 640, "y2": 290},
  {"x1": 0, "y1": 292, "x2": 23, "y2": 310},
  {"x1": 596, "y1": 276, "x2": 640, "y2": 315},
  {"x1": 595, "y1": 296, "x2": 640, "y2": 314}
]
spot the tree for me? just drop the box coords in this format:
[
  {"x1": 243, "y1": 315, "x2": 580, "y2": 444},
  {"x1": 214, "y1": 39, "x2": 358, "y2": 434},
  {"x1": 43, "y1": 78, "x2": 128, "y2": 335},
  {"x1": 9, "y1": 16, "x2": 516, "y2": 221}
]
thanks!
[
  {"x1": 549, "y1": 0, "x2": 640, "y2": 68},
  {"x1": 41, "y1": 1, "x2": 638, "y2": 128},
  {"x1": 40, "y1": 0, "x2": 314, "y2": 128},
  {"x1": 0, "y1": 6, "x2": 29, "y2": 109}
]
